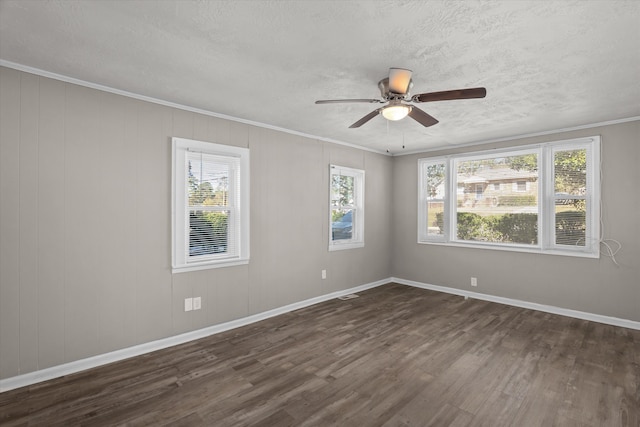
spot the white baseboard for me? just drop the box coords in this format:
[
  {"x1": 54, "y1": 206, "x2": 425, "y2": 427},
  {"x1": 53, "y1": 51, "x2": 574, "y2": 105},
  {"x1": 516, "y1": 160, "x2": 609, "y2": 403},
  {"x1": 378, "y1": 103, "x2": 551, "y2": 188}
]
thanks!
[
  {"x1": 0, "y1": 278, "x2": 389, "y2": 393},
  {"x1": 391, "y1": 277, "x2": 640, "y2": 331}
]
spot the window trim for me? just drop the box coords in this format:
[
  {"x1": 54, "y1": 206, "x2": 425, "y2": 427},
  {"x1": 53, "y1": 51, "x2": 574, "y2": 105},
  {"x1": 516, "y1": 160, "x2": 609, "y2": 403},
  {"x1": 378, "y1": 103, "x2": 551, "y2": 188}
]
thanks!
[
  {"x1": 418, "y1": 158, "x2": 448, "y2": 243},
  {"x1": 172, "y1": 137, "x2": 250, "y2": 273},
  {"x1": 418, "y1": 136, "x2": 600, "y2": 258},
  {"x1": 329, "y1": 164, "x2": 365, "y2": 251}
]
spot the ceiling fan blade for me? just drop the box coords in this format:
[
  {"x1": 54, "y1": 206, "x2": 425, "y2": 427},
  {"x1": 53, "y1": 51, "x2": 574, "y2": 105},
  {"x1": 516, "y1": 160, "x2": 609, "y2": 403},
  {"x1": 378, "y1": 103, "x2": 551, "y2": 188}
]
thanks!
[
  {"x1": 412, "y1": 87, "x2": 487, "y2": 103},
  {"x1": 408, "y1": 106, "x2": 439, "y2": 127},
  {"x1": 315, "y1": 99, "x2": 382, "y2": 104},
  {"x1": 349, "y1": 109, "x2": 381, "y2": 128},
  {"x1": 388, "y1": 68, "x2": 413, "y2": 94}
]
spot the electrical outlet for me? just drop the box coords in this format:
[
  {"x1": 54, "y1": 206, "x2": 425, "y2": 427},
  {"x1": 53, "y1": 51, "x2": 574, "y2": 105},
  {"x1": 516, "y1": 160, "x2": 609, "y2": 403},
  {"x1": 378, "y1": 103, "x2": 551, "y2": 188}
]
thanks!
[
  {"x1": 193, "y1": 296, "x2": 201, "y2": 310},
  {"x1": 471, "y1": 277, "x2": 478, "y2": 287},
  {"x1": 184, "y1": 298, "x2": 193, "y2": 312},
  {"x1": 321, "y1": 269, "x2": 327, "y2": 279}
]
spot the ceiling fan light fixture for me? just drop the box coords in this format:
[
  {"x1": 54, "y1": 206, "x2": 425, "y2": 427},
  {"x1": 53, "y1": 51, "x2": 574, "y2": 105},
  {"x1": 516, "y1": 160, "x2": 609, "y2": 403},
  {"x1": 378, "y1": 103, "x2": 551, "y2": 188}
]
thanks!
[
  {"x1": 382, "y1": 104, "x2": 411, "y2": 121},
  {"x1": 315, "y1": 67, "x2": 487, "y2": 128}
]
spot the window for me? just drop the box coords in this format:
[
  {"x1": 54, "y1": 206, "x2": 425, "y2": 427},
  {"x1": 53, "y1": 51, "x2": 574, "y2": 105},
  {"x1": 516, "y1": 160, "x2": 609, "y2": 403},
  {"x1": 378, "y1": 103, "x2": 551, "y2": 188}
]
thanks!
[
  {"x1": 329, "y1": 165, "x2": 364, "y2": 250},
  {"x1": 172, "y1": 137, "x2": 249, "y2": 272},
  {"x1": 418, "y1": 136, "x2": 600, "y2": 257},
  {"x1": 515, "y1": 180, "x2": 527, "y2": 192}
]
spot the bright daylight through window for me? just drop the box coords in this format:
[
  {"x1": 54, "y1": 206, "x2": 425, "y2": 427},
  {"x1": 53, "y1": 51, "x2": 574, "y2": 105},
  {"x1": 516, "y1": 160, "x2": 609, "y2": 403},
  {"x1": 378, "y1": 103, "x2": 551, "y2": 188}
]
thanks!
[
  {"x1": 329, "y1": 165, "x2": 365, "y2": 251},
  {"x1": 172, "y1": 137, "x2": 249, "y2": 273},
  {"x1": 418, "y1": 136, "x2": 600, "y2": 257}
]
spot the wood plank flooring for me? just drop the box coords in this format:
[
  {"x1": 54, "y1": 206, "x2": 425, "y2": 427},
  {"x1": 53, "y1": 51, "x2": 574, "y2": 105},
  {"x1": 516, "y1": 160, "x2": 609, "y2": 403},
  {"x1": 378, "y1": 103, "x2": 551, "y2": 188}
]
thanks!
[{"x1": 1, "y1": 283, "x2": 639, "y2": 426}]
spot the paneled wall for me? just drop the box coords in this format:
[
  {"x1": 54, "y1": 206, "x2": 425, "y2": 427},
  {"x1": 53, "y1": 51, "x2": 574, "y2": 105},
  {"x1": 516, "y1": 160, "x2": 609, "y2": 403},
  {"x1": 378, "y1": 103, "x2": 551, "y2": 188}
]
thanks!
[
  {"x1": 391, "y1": 120, "x2": 640, "y2": 322},
  {"x1": 2, "y1": 64, "x2": 638, "y2": 383},
  {"x1": 0, "y1": 67, "x2": 393, "y2": 379}
]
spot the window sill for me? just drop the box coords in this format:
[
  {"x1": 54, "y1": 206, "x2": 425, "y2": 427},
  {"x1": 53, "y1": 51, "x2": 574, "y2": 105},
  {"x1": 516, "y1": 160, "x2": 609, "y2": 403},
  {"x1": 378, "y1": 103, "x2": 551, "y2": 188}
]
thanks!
[
  {"x1": 417, "y1": 240, "x2": 599, "y2": 259},
  {"x1": 328, "y1": 242, "x2": 364, "y2": 252},
  {"x1": 172, "y1": 258, "x2": 249, "y2": 274}
]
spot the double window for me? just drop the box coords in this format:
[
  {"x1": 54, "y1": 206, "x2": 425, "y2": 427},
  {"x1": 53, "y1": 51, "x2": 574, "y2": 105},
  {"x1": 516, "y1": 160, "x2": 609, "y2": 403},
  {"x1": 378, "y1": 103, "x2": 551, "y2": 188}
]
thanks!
[
  {"x1": 172, "y1": 137, "x2": 249, "y2": 272},
  {"x1": 418, "y1": 136, "x2": 600, "y2": 257},
  {"x1": 329, "y1": 165, "x2": 365, "y2": 251}
]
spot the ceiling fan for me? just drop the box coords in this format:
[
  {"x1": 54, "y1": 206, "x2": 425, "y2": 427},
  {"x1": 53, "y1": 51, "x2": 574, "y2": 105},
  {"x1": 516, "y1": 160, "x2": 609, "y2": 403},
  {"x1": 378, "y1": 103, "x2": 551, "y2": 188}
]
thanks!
[{"x1": 315, "y1": 68, "x2": 486, "y2": 128}]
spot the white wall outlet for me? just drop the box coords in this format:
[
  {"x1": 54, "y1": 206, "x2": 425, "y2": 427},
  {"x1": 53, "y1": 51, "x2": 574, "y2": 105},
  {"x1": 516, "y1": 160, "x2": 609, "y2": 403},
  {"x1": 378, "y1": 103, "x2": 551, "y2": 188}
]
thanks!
[
  {"x1": 193, "y1": 296, "x2": 201, "y2": 310},
  {"x1": 321, "y1": 269, "x2": 327, "y2": 279},
  {"x1": 471, "y1": 277, "x2": 478, "y2": 287},
  {"x1": 184, "y1": 297, "x2": 193, "y2": 312}
]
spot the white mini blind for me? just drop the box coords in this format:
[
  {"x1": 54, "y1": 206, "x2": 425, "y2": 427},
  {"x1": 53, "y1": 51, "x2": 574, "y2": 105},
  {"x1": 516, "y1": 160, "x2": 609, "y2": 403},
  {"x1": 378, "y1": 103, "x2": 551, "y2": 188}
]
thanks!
[
  {"x1": 185, "y1": 151, "x2": 241, "y2": 261},
  {"x1": 553, "y1": 148, "x2": 588, "y2": 247}
]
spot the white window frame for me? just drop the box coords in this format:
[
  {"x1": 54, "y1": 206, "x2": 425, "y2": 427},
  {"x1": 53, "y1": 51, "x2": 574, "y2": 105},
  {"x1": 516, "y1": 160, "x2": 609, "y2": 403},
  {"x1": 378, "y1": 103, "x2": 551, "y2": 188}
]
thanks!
[
  {"x1": 172, "y1": 137, "x2": 250, "y2": 273},
  {"x1": 418, "y1": 136, "x2": 600, "y2": 258},
  {"x1": 329, "y1": 165, "x2": 365, "y2": 251}
]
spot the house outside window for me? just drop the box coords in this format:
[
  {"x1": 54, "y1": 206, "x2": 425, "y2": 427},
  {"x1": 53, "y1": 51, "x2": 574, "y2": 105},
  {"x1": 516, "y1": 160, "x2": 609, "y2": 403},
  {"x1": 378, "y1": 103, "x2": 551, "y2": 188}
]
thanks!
[
  {"x1": 329, "y1": 165, "x2": 364, "y2": 251},
  {"x1": 418, "y1": 136, "x2": 600, "y2": 257},
  {"x1": 172, "y1": 137, "x2": 250, "y2": 272}
]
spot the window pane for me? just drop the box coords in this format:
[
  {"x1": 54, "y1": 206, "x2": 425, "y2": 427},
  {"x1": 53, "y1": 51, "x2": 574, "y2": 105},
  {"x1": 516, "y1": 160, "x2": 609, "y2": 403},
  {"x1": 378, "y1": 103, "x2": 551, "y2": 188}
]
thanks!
[
  {"x1": 456, "y1": 154, "x2": 538, "y2": 244},
  {"x1": 188, "y1": 157, "x2": 229, "y2": 208},
  {"x1": 331, "y1": 174, "x2": 355, "y2": 208},
  {"x1": 555, "y1": 203, "x2": 586, "y2": 246},
  {"x1": 425, "y1": 162, "x2": 446, "y2": 237},
  {"x1": 189, "y1": 210, "x2": 229, "y2": 256},
  {"x1": 331, "y1": 209, "x2": 353, "y2": 241},
  {"x1": 554, "y1": 149, "x2": 587, "y2": 196},
  {"x1": 554, "y1": 149, "x2": 587, "y2": 246},
  {"x1": 427, "y1": 201, "x2": 444, "y2": 236},
  {"x1": 425, "y1": 163, "x2": 445, "y2": 199}
]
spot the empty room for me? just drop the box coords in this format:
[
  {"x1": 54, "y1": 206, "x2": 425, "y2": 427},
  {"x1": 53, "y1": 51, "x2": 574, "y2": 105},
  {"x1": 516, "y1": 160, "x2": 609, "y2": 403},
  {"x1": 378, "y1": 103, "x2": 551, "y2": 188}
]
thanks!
[{"x1": 1, "y1": 1, "x2": 639, "y2": 425}]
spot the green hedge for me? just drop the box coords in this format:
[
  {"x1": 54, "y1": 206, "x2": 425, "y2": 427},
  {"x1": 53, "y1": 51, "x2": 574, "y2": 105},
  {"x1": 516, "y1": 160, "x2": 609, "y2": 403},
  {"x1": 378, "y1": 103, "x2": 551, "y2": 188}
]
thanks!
[
  {"x1": 435, "y1": 211, "x2": 585, "y2": 245},
  {"x1": 493, "y1": 195, "x2": 537, "y2": 206},
  {"x1": 555, "y1": 211, "x2": 586, "y2": 245},
  {"x1": 436, "y1": 212, "x2": 537, "y2": 244},
  {"x1": 493, "y1": 213, "x2": 538, "y2": 244},
  {"x1": 189, "y1": 211, "x2": 228, "y2": 253}
]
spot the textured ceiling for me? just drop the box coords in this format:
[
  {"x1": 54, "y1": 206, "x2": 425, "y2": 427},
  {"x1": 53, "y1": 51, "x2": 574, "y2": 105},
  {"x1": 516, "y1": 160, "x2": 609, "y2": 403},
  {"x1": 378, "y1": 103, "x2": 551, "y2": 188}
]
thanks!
[{"x1": 1, "y1": 0, "x2": 639, "y2": 154}]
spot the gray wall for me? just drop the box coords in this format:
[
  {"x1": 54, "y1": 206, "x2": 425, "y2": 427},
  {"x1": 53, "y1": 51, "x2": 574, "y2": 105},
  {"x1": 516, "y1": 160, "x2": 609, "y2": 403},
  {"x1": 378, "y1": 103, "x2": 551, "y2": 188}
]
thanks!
[
  {"x1": 1, "y1": 65, "x2": 638, "y2": 382},
  {"x1": 0, "y1": 67, "x2": 393, "y2": 380},
  {"x1": 392, "y1": 120, "x2": 640, "y2": 322}
]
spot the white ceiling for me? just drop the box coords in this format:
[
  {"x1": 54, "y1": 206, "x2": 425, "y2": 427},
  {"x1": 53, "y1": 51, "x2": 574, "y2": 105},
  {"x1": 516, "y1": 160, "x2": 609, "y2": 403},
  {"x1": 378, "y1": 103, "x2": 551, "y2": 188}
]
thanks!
[{"x1": 1, "y1": 0, "x2": 639, "y2": 154}]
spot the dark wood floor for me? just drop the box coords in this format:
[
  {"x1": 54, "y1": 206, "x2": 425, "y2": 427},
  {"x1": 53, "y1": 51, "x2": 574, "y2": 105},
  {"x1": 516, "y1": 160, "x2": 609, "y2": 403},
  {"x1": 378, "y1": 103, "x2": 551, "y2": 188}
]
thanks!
[{"x1": 1, "y1": 283, "x2": 639, "y2": 426}]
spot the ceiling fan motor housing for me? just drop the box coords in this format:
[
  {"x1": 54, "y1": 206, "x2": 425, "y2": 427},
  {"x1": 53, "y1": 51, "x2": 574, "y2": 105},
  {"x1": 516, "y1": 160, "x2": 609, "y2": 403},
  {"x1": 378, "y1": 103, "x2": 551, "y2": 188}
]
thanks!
[{"x1": 378, "y1": 78, "x2": 413, "y2": 99}]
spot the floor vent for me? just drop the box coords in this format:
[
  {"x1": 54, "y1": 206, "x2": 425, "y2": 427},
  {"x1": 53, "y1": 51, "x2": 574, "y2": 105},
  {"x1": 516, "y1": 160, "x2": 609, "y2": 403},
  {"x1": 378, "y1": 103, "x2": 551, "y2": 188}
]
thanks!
[{"x1": 338, "y1": 294, "x2": 360, "y2": 301}]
